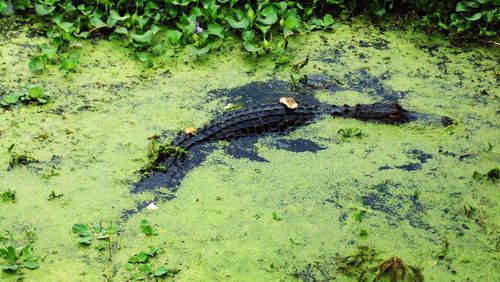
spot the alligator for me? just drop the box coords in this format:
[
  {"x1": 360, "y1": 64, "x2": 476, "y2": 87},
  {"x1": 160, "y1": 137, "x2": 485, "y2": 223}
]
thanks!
[{"x1": 132, "y1": 101, "x2": 412, "y2": 197}]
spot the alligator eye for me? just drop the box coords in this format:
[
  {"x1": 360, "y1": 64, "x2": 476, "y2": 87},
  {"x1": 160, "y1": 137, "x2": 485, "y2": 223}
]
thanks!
[
  {"x1": 184, "y1": 127, "x2": 197, "y2": 136},
  {"x1": 279, "y1": 97, "x2": 298, "y2": 109}
]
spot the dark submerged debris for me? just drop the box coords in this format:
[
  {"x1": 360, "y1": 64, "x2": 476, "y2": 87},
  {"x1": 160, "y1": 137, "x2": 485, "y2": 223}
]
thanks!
[
  {"x1": 472, "y1": 168, "x2": 499, "y2": 182},
  {"x1": 374, "y1": 256, "x2": 424, "y2": 282}
]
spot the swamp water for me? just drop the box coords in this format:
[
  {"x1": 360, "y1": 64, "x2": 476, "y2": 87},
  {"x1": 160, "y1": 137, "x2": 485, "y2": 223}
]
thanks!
[{"x1": 0, "y1": 19, "x2": 499, "y2": 281}]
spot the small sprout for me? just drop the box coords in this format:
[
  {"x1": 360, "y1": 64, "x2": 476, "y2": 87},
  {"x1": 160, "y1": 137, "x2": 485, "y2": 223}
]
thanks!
[
  {"x1": 338, "y1": 128, "x2": 362, "y2": 138},
  {"x1": 47, "y1": 191, "x2": 63, "y2": 200},
  {"x1": 1, "y1": 189, "x2": 16, "y2": 203},
  {"x1": 184, "y1": 127, "x2": 197, "y2": 136},
  {"x1": 146, "y1": 202, "x2": 158, "y2": 210},
  {"x1": 272, "y1": 212, "x2": 282, "y2": 221},
  {"x1": 140, "y1": 219, "x2": 158, "y2": 236},
  {"x1": 72, "y1": 223, "x2": 116, "y2": 246},
  {"x1": 279, "y1": 97, "x2": 298, "y2": 109},
  {"x1": 359, "y1": 229, "x2": 368, "y2": 237}
]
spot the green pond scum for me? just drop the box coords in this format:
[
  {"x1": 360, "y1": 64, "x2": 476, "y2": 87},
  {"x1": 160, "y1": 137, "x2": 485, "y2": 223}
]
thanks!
[{"x1": 1, "y1": 17, "x2": 499, "y2": 281}]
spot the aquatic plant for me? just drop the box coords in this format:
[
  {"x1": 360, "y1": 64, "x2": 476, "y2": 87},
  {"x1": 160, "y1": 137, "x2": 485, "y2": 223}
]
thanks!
[
  {"x1": 0, "y1": 232, "x2": 39, "y2": 274},
  {"x1": 1, "y1": 189, "x2": 16, "y2": 203},
  {"x1": 0, "y1": 85, "x2": 49, "y2": 107},
  {"x1": 125, "y1": 247, "x2": 179, "y2": 280},
  {"x1": 139, "y1": 219, "x2": 158, "y2": 236}
]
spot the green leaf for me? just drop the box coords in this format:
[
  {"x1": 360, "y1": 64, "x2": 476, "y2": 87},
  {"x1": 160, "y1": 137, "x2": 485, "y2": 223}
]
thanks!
[
  {"x1": 22, "y1": 260, "x2": 39, "y2": 269},
  {"x1": 242, "y1": 30, "x2": 255, "y2": 42},
  {"x1": 373, "y1": 7, "x2": 386, "y2": 17},
  {"x1": 131, "y1": 30, "x2": 153, "y2": 43},
  {"x1": 154, "y1": 266, "x2": 170, "y2": 277},
  {"x1": 189, "y1": 44, "x2": 211, "y2": 55},
  {"x1": 60, "y1": 55, "x2": 79, "y2": 72},
  {"x1": 5, "y1": 246, "x2": 16, "y2": 263},
  {"x1": 35, "y1": 4, "x2": 55, "y2": 16},
  {"x1": 284, "y1": 15, "x2": 301, "y2": 31},
  {"x1": 206, "y1": 23, "x2": 224, "y2": 38},
  {"x1": 115, "y1": 27, "x2": 128, "y2": 35},
  {"x1": 243, "y1": 41, "x2": 262, "y2": 52},
  {"x1": 72, "y1": 224, "x2": 92, "y2": 237},
  {"x1": 79, "y1": 236, "x2": 92, "y2": 245},
  {"x1": 1, "y1": 264, "x2": 18, "y2": 271},
  {"x1": 28, "y1": 85, "x2": 44, "y2": 99},
  {"x1": 2, "y1": 95, "x2": 20, "y2": 105},
  {"x1": 456, "y1": 2, "x2": 469, "y2": 12},
  {"x1": 165, "y1": 29, "x2": 182, "y2": 46},
  {"x1": 139, "y1": 219, "x2": 158, "y2": 235},
  {"x1": 136, "y1": 52, "x2": 150, "y2": 62},
  {"x1": 90, "y1": 16, "x2": 106, "y2": 27},
  {"x1": 465, "y1": 12, "x2": 482, "y2": 21},
  {"x1": 29, "y1": 56, "x2": 45, "y2": 72},
  {"x1": 323, "y1": 14, "x2": 335, "y2": 27},
  {"x1": 177, "y1": 14, "x2": 196, "y2": 34},
  {"x1": 259, "y1": 5, "x2": 278, "y2": 25},
  {"x1": 227, "y1": 10, "x2": 250, "y2": 29},
  {"x1": 110, "y1": 9, "x2": 129, "y2": 21}
]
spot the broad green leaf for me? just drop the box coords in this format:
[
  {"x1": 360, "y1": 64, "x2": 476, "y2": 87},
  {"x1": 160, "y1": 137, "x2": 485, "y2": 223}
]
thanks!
[
  {"x1": 259, "y1": 5, "x2": 278, "y2": 25},
  {"x1": 456, "y1": 2, "x2": 469, "y2": 12},
  {"x1": 373, "y1": 7, "x2": 386, "y2": 17},
  {"x1": 60, "y1": 55, "x2": 78, "y2": 72},
  {"x1": 165, "y1": 29, "x2": 182, "y2": 46},
  {"x1": 136, "y1": 16, "x2": 149, "y2": 29},
  {"x1": 72, "y1": 224, "x2": 92, "y2": 237},
  {"x1": 29, "y1": 56, "x2": 45, "y2": 72},
  {"x1": 243, "y1": 41, "x2": 262, "y2": 52},
  {"x1": 79, "y1": 236, "x2": 92, "y2": 245},
  {"x1": 154, "y1": 266, "x2": 169, "y2": 277},
  {"x1": 465, "y1": 12, "x2": 482, "y2": 21},
  {"x1": 5, "y1": 246, "x2": 16, "y2": 263},
  {"x1": 22, "y1": 260, "x2": 39, "y2": 269},
  {"x1": 136, "y1": 52, "x2": 150, "y2": 62},
  {"x1": 110, "y1": 10, "x2": 129, "y2": 21},
  {"x1": 115, "y1": 27, "x2": 128, "y2": 35},
  {"x1": 35, "y1": 4, "x2": 55, "y2": 16},
  {"x1": 131, "y1": 30, "x2": 153, "y2": 43},
  {"x1": 323, "y1": 14, "x2": 335, "y2": 26},
  {"x1": 242, "y1": 30, "x2": 255, "y2": 42},
  {"x1": 189, "y1": 44, "x2": 211, "y2": 55},
  {"x1": 284, "y1": 15, "x2": 301, "y2": 31},
  {"x1": 90, "y1": 16, "x2": 106, "y2": 27},
  {"x1": 177, "y1": 14, "x2": 196, "y2": 34},
  {"x1": 28, "y1": 85, "x2": 44, "y2": 99},
  {"x1": 227, "y1": 10, "x2": 250, "y2": 29},
  {"x1": 1, "y1": 264, "x2": 18, "y2": 271},
  {"x1": 206, "y1": 23, "x2": 224, "y2": 38}
]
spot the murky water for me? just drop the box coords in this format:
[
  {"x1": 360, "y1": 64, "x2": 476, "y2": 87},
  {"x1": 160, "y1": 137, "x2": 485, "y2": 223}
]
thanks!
[{"x1": 1, "y1": 18, "x2": 498, "y2": 281}]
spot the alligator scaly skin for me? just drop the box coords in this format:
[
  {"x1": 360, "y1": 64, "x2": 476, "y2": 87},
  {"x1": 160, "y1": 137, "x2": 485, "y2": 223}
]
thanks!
[{"x1": 171, "y1": 102, "x2": 408, "y2": 150}]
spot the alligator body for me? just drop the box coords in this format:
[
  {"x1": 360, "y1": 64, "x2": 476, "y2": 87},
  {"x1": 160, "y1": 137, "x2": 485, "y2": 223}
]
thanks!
[
  {"x1": 132, "y1": 102, "x2": 410, "y2": 196},
  {"x1": 172, "y1": 102, "x2": 409, "y2": 150}
]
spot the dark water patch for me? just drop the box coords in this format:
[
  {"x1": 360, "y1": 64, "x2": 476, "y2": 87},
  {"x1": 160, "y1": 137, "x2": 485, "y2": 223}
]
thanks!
[
  {"x1": 358, "y1": 38, "x2": 390, "y2": 50},
  {"x1": 344, "y1": 69, "x2": 407, "y2": 103},
  {"x1": 363, "y1": 181, "x2": 432, "y2": 231},
  {"x1": 379, "y1": 149, "x2": 433, "y2": 171},
  {"x1": 271, "y1": 138, "x2": 325, "y2": 153},
  {"x1": 208, "y1": 79, "x2": 322, "y2": 108},
  {"x1": 224, "y1": 136, "x2": 269, "y2": 162}
]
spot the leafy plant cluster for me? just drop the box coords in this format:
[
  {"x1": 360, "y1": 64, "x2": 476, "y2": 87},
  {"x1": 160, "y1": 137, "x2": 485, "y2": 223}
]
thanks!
[
  {"x1": 0, "y1": 0, "x2": 338, "y2": 70},
  {"x1": 1, "y1": 85, "x2": 49, "y2": 107},
  {"x1": 126, "y1": 246, "x2": 179, "y2": 280},
  {"x1": 325, "y1": 0, "x2": 499, "y2": 36},
  {"x1": 72, "y1": 222, "x2": 117, "y2": 245},
  {"x1": 1, "y1": 189, "x2": 16, "y2": 203},
  {"x1": 0, "y1": 232, "x2": 39, "y2": 274}
]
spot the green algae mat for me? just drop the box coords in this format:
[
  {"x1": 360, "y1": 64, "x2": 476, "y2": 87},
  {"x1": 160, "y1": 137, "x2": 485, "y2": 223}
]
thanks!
[{"x1": 1, "y1": 20, "x2": 499, "y2": 281}]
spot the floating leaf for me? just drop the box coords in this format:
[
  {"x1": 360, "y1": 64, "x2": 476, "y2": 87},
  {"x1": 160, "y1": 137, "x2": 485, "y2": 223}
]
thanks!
[
  {"x1": 35, "y1": 4, "x2": 55, "y2": 16},
  {"x1": 28, "y1": 85, "x2": 44, "y2": 99},
  {"x1": 131, "y1": 30, "x2": 153, "y2": 43},
  {"x1": 29, "y1": 56, "x2": 45, "y2": 72},
  {"x1": 259, "y1": 5, "x2": 278, "y2": 25}
]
